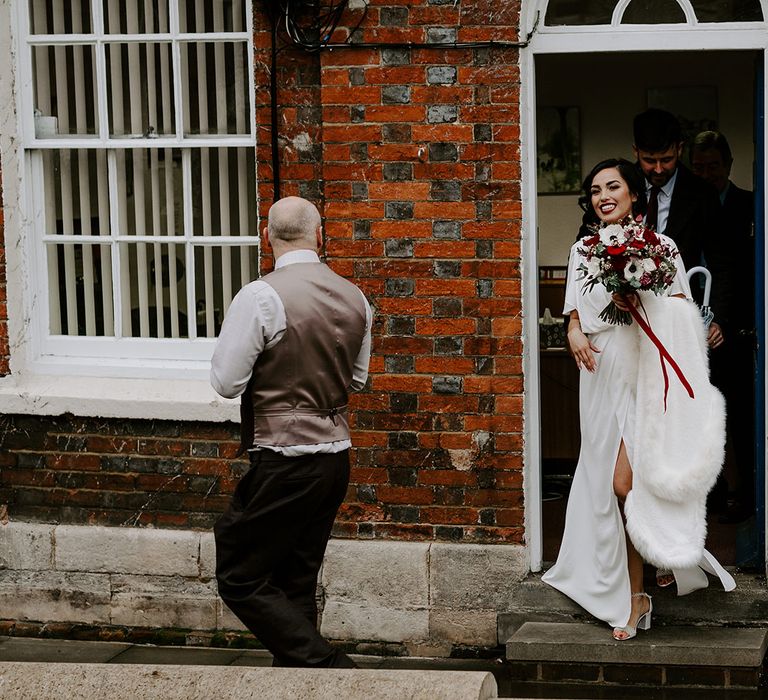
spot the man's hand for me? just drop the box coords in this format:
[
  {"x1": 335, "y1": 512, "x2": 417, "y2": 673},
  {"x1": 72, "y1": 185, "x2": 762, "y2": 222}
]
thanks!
[{"x1": 707, "y1": 321, "x2": 724, "y2": 349}]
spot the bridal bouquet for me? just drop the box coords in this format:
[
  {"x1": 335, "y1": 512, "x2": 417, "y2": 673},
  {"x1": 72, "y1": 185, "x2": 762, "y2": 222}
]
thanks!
[{"x1": 577, "y1": 217, "x2": 678, "y2": 325}]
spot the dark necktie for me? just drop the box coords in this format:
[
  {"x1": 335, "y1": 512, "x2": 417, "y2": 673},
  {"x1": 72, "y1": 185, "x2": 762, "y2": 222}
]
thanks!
[{"x1": 646, "y1": 185, "x2": 661, "y2": 231}]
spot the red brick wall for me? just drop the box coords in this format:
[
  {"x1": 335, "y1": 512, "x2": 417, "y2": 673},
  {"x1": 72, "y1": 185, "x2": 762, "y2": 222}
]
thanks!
[
  {"x1": 319, "y1": 0, "x2": 525, "y2": 542},
  {"x1": 0, "y1": 415, "x2": 242, "y2": 529},
  {"x1": 0, "y1": 1, "x2": 526, "y2": 545}
]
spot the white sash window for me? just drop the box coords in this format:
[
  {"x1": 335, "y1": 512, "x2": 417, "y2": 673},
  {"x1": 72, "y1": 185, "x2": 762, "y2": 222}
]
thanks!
[{"x1": 16, "y1": 0, "x2": 258, "y2": 375}]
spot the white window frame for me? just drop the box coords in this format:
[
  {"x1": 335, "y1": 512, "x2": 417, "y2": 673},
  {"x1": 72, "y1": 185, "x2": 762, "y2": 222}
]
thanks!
[
  {"x1": 519, "y1": 0, "x2": 768, "y2": 572},
  {"x1": 0, "y1": 1, "x2": 258, "y2": 421}
]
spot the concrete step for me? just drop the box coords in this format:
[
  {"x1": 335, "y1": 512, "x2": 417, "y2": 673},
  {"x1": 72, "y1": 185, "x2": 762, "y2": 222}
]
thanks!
[
  {"x1": 506, "y1": 622, "x2": 768, "y2": 668},
  {"x1": 504, "y1": 621, "x2": 768, "y2": 689},
  {"x1": 497, "y1": 571, "x2": 768, "y2": 642},
  {"x1": 0, "y1": 662, "x2": 500, "y2": 700}
]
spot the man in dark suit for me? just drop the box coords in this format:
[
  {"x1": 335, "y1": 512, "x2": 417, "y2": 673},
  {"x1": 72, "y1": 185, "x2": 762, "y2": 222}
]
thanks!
[
  {"x1": 632, "y1": 109, "x2": 730, "y2": 349},
  {"x1": 692, "y1": 131, "x2": 755, "y2": 522}
]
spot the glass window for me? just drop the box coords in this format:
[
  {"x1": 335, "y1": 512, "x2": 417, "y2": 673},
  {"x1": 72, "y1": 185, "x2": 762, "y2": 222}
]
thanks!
[
  {"x1": 178, "y1": 0, "x2": 247, "y2": 33},
  {"x1": 33, "y1": 44, "x2": 99, "y2": 137},
  {"x1": 23, "y1": 1, "x2": 258, "y2": 356},
  {"x1": 544, "y1": 0, "x2": 617, "y2": 25},
  {"x1": 690, "y1": 0, "x2": 763, "y2": 21},
  {"x1": 105, "y1": 43, "x2": 176, "y2": 138},
  {"x1": 622, "y1": 0, "x2": 687, "y2": 23},
  {"x1": 29, "y1": 0, "x2": 93, "y2": 34},
  {"x1": 102, "y1": 0, "x2": 171, "y2": 34},
  {"x1": 180, "y1": 41, "x2": 251, "y2": 136}
]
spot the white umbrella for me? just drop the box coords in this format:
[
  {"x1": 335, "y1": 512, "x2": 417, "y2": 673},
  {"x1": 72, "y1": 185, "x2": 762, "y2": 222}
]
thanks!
[{"x1": 686, "y1": 265, "x2": 714, "y2": 328}]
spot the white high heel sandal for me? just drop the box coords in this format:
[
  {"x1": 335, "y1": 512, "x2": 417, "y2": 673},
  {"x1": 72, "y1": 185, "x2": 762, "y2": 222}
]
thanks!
[
  {"x1": 656, "y1": 568, "x2": 674, "y2": 588},
  {"x1": 612, "y1": 592, "x2": 652, "y2": 641}
]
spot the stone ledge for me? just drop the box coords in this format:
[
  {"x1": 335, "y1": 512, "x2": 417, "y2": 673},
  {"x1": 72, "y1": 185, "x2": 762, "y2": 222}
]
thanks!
[
  {"x1": 0, "y1": 662, "x2": 499, "y2": 700},
  {"x1": 0, "y1": 521, "x2": 528, "y2": 649},
  {"x1": 506, "y1": 622, "x2": 768, "y2": 668},
  {"x1": 54, "y1": 526, "x2": 201, "y2": 578}
]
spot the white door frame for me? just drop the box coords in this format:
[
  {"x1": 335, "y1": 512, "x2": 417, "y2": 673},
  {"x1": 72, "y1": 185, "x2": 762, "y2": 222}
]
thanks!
[{"x1": 520, "y1": 0, "x2": 768, "y2": 572}]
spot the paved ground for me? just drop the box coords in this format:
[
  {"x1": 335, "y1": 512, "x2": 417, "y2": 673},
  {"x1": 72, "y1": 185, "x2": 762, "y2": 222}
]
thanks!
[{"x1": 0, "y1": 635, "x2": 500, "y2": 670}]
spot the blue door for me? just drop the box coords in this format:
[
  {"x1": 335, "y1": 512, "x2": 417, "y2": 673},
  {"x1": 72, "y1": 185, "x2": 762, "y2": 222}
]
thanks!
[
  {"x1": 753, "y1": 54, "x2": 766, "y2": 569},
  {"x1": 733, "y1": 54, "x2": 765, "y2": 569}
]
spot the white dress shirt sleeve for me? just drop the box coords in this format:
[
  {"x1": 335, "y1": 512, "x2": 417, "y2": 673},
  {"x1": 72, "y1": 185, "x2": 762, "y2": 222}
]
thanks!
[
  {"x1": 209, "y1": 281, "x2": 286, "y2": 399},
  {"x1": 349, "y1": 290, "x2": 373, "y2": 392}
]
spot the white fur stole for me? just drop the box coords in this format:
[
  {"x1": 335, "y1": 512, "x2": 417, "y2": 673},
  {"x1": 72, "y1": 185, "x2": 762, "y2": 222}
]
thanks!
[{"x1": 624, "y1": 295, "x2": 726, "y2": 569}]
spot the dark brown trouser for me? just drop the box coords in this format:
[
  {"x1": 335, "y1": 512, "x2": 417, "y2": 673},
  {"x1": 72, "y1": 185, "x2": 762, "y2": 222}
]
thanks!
[{"x1": 214, "y1": 449, "x2": 356, "y2": 668}]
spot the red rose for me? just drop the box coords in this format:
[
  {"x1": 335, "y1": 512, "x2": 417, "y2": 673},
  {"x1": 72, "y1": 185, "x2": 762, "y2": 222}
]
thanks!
[
  {"x1": 606, "y1": 245, "x2": 627, "y2": 255},
  {"x1": 644, "y1": 230, "x2": 660, "y2": 244}
]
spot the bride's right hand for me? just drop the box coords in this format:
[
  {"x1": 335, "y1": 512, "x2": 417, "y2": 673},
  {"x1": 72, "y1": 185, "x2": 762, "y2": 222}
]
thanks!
[{"x1": 567, "y1": 327, "x2": 600, "y2": 372}]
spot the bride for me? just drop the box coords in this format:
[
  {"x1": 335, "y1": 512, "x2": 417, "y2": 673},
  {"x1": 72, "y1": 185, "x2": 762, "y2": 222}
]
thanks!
[{"x1": 542, "y1": 158, "x2": 735, "y2": 641}]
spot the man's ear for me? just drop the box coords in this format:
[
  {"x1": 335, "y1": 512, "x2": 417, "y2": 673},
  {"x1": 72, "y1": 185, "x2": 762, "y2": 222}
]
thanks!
[
  {"x1": 261, "y1": 226, "x2": 271, "y2": 251},
  {"x1": 315, "y1": 225, "x2": 323, "y2": 250},
  {"x1": 632, "y1": 144, "x2": 639, "y2": 159}
]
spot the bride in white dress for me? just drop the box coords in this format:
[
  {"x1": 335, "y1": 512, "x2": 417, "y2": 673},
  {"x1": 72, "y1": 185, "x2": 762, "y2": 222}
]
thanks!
[{"x1": 542, "y1": 158, "x2": 735, "y2": 641}]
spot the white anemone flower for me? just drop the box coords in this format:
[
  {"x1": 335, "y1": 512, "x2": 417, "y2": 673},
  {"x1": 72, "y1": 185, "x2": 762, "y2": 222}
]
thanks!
[
  {"x1": 624, "y1": 257, "x2": 644, "y2": 283},
  {"x1": 586, "y1": 258, "x2": 602, "y2": 278},
  {"x1": 599, "y1": 224, "x2": 625, "y2": 246},
  {"x1": 641, "y1": 258, "x2": 657, "y2": 272}
]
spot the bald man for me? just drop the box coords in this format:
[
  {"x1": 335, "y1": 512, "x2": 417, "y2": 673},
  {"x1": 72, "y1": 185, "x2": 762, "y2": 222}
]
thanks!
[{"x1": 211, "y1": 197, "x2": 371, "y2": 668}]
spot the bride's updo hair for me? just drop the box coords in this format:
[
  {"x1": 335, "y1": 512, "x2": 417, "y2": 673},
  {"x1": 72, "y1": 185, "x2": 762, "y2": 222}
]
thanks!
[{"x1": 576, "y1": 158, "x2": 648, "y2": 239}]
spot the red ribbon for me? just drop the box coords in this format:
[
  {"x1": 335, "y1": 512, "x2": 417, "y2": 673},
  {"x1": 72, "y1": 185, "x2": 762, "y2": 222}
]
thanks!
[{"x1": 624, "y1": 297, "x2": 694, "y2": 411}]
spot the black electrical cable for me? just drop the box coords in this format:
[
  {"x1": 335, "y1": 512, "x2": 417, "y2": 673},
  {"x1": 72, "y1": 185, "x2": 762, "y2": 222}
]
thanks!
[{"x1": 282, "y1": 0, "x2": 364, "y2": 52}]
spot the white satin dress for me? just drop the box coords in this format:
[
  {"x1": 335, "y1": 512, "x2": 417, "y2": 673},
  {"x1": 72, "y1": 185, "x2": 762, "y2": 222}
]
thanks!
[{"x1": 542, "y1": 240, "x2": 735, "y2": 629}]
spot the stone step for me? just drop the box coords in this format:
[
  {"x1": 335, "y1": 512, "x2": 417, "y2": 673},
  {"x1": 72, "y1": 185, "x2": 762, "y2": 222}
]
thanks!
[
  {"x1": 497, "y1": 571, "x2": 768, "y2": 642},
  {"x1": 506, "y1": 622, "x2": 768, "y2": 668},
  {"x1": 0, "y1": 662, "x2": 500, "y2": 700}
]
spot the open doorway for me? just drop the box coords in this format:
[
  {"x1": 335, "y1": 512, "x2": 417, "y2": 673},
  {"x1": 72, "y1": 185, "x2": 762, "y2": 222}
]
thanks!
[{"x1": 536, "y1": 50, "x2": 763, "y2": 568}]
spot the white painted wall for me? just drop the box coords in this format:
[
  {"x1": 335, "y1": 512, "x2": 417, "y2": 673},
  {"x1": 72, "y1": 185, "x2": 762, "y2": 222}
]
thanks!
[{"x1": 536, "y1": 50, "x2": 758, "y2": 266}]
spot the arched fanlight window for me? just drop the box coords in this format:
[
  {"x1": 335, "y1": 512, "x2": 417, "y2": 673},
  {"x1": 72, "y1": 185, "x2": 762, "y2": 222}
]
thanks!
[
  {"x1": 544, "y1": 0, "x2": 764, "y2": 25},
  {"x1": 622, "y1": 0, "x2": 687, "y2": 23}
]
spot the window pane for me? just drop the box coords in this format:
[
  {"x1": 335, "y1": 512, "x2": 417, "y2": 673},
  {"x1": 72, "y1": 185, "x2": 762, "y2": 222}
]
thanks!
[
  {"x1": 691, "y1": 0, "x2": 763, "y2": 21},
  {"x1": 178, "y1": 0, "x2": 247, "y2": 33},
  {"x1": 194, "y1": 245, "x2": 259, "y2": 337},
  {"x1": 29, "y1": 0, "x2": 92, "y2": 34},
  {"x1": 190, "y1": 148, "x2": 257, "y2": 236},
  {"x1": 41, "y1": 149, "x2": 109, "y2": 235},
  {"x1": 106, "y1": 42, "x2": 175, "y2": 137},
  {"x1": 48, "y1": 243, "x2": 114, "y2": 336},
  {"x1": 622, "y1": 0, "x2": 687, "y2": 22},
  {"x1": 119, "y1": 242, "x2": 189, "y2": 338},
  {"x1": 544, "y1": 0, "x2": 617, "y2": 25},
  {"x1": 114, "y1": 149, "x2": 183, "y2": 236},
  {"x1": 181, "y1": 41, "x2": 250, "y2": 135},
  {"x1": 102, "y1": 0, "x2": 170, "y2": 33},
  {"x1": 32, "y1": 44, "x2": 98, "y2": 136}
]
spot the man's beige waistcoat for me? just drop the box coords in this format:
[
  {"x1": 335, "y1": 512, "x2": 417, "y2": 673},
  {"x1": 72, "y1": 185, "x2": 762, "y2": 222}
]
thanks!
[{"x1": 240, "y1": 262, "x2": 367, "y2": 451}]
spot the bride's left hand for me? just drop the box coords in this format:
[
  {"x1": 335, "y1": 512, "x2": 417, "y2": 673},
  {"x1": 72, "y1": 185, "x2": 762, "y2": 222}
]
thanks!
[{"x1": 611, "y1": 293, "x2": 637, "y2": 312}]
